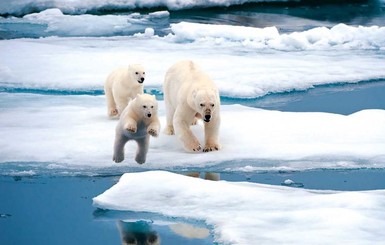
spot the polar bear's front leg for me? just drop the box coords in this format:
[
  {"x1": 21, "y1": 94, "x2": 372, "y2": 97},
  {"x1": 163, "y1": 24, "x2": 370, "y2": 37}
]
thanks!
[
  {"x1": 164, "y1": 100, "x2": 175, "y2": 135},
  {"x1": 147, "y1": 119, "x2": 160, "y2": 137},
  {"x1": 124, "y1": 117, "x2": 137, "y2": 133},
  {"x1": 203, "y1": 116, "x2": 221, "y2": 152},
  {"x1": 174, "y1": 107, "x2": 201, "y2": 152}
]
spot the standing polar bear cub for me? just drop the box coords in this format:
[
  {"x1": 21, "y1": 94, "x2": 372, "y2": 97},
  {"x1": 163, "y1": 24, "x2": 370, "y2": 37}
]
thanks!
[
  {"x1": 163, "y1": 60, "x2": 221, "y2": 152},
  {"x1": 113, "y1": 93, "x2": 160, "y2": 164},
  {"x1": 104, "y1": 64, "x2": 145, "y2": 117}
]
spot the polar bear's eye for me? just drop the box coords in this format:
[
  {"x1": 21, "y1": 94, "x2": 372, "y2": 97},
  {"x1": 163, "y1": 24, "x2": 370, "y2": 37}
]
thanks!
[
  {"x1": 211, "y1": 103, "x2": 215, "y2": 107},
  {"x1": 200, "y1": 103, "x2": 204, "y2": 107},
  {"x1": 143, "y1": 72, "x2": 146, "y2": 75},
  {"x1": 151, "y1": 106, "x2": 154, "y2": 108},
  {"x1": 135, "y1": 72, "x2": 139, "y2": 75},
  {"x1": 143, "y1": 105, "x2": 147, "y2": 108}
]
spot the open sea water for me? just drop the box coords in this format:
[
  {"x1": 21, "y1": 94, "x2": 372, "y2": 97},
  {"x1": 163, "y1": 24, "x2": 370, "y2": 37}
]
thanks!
[{"x1": 1, "y1": 1, "x2": 385, "y2": 244}]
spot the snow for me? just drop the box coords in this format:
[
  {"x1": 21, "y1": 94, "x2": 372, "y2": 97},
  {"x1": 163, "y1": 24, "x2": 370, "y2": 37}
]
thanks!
[
  {"x1": 171, "y1": 22, "x2": 385, "y2": 50},
  {"x1": 93, "y1": 171, "x2": 385, "y2": 244},
  {"x1": 1, "y1": 32, "x2": 385, "y2": 99},
  {"x1": 1, "y1": 93, "x2": 384, "y2": 171}
]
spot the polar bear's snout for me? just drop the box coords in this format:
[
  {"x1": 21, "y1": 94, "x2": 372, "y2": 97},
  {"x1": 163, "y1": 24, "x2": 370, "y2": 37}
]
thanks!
[
  {"x1": 138, "y1": 77, "x2": 145, "y2": 83},
  {"x1": 204, "y1": 114, "x2": 211, "y2": 122},
  {"x1": 203, "y1": 109, "x2": 212, "y2": 122}
]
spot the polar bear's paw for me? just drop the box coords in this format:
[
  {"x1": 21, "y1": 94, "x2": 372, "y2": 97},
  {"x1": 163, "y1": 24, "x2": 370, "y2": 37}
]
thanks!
[
  {"x1": 185, "y1": 140, "x2": 202, "y2": 152},
  {"x1": 124, "y1": 123, "x2": 137, "y2": 133},
  {"x1": 109, "y1": 108, "x2": 119, "y2": 117},
  {"x1": 203, "y1": 143, "x2": 220, "y2": 152},
  {"x1": 147, "y1": 127, "x2": 159, "y2": 137},
  {"x1": 164, "y1": 125, "x2": 175, "y2": 135},
  {"x1": 135, "y1": 154, "x2": 146, "y2": 164},
  {"x1": 113, "y1": 153, "x2": 124, "y2": 163},
  {"x1": 191, "y1": 117, "x2": 198, "y2": 125}
]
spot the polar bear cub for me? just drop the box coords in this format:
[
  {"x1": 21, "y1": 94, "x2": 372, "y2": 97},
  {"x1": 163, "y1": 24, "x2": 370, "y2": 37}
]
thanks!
[
  {"x1": 104, "y1": 64, "x2": 146, "y2": 117},
  {"x1": 163, "y1": 60, "x2": 221, "y2": 152},
  {"x1": 113, "y1": 93, "x2": 160, "y2": 164}
]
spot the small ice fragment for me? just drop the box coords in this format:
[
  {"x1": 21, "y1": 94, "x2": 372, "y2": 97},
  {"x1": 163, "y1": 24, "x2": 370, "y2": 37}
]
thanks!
[
  {"x1": 281, "y1": 179, "x2": 304, "y2": 188},
  {"x1": 144, "y1": 28, "x2": 154, "y2": 37},
  {"x1": 284, "y1": 179, "x2": 294, "y2": 185}
]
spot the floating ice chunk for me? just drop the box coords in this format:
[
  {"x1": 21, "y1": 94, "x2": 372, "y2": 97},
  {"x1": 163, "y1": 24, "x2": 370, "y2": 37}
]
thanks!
[
  {"x1": 18, "y1": 8, "x2": 169, "y2": 37},
  {"x1": 148, "y1": 11, "x2": 170, "y2": 19},
  {"x1": 1, "y1": 93, "x2": 385, "y2": 170},
  {"x1": 93, "y1": 171, "x2": 385, "y2": 244},
  {"x1": 284, "y1": 179, "x2": 294, "y2": 185},
  {"x1": 170, "y1": 22, "x2": 385, "y2": 50},
  {"x1": 171, "y1": 21, "x2": 280, "y2": 43},
  {"x1": 282, "y1": 179, "x2": 304, "y2": 188}
]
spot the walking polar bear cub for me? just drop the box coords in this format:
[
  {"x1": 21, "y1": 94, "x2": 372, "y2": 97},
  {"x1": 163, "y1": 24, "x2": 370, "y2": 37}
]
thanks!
[
  {"x1": 163, "y1": 60, "x2": 221, "y2": 152},
  {"x1": 104, "y1": 64, "x2": 146, "y2": 117},
  {"x1": 113, "y1": 93, "x2": 160, "y2": 164}
]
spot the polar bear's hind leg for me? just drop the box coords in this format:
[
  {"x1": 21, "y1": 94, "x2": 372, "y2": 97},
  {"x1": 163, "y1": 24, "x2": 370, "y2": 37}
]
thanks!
[{"x1": 135, "y1": 136, "x2": 149, "y2": 164}]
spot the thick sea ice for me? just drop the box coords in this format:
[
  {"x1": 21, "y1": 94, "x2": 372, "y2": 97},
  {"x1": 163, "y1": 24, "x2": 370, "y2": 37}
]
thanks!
[
  {"x1": 1, "y1": 93, "x2": 384, "y2": 171},
  {"x1": 1, "y1": 32, "x2": 385, "y2": 99},
  {"x1": 93, "y1": 171, "x2": 385, "y2": 244}
]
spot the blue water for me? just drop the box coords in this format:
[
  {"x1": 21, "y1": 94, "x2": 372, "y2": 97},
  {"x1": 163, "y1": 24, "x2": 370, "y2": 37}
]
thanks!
[{"x1": 1, "y1": 1, "x2": 385, "y2": 244}]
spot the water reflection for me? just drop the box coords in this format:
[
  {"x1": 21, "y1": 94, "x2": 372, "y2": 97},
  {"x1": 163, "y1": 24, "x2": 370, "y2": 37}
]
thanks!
[
  {"x1": 186, "y1": 172, "x2": 220, "y2": 181},
  {"x1": 118, "y1": 220, "x2": 160, "y2": 245},
  {"x1": 116, "y1": 220, "x2": 212, "y2": 245}
]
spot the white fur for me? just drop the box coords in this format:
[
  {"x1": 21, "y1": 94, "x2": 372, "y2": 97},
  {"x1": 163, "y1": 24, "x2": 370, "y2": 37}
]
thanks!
[
  {"x1": 163, "y1": 60, "x2": 221, "y2": 152},
  {"x1": 104, "y1": 64, "x2": 145, "y2": 117},
  {"x1": 113, "y1": 94, "x2": 160, "y2": 164}
]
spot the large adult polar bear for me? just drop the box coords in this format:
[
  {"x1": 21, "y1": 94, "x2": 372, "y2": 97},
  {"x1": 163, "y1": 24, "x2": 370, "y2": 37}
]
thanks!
[
  {"x1": 104, "y1": 64, "x2": 145, "y2": 118},
  {"x1": 163, "y1": 60, "x2": 221, "y2": 152}
]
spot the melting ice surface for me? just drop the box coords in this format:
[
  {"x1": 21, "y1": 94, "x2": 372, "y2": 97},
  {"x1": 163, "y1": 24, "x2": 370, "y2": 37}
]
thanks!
[{"x1": 93, "y1": 171, "x2": 385, "y2": 244}]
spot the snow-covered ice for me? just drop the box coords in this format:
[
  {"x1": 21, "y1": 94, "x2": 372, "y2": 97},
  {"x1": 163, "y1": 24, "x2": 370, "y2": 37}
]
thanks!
[
  {"x1": 1, "y1": 32, "x2": 385, "y2": 99},
  {"x1": 1, "y1": 93, "x2": 384, "y2": 171},
  {"x1": 93, "y1": 171, "x2": 385, "y2": 244}
]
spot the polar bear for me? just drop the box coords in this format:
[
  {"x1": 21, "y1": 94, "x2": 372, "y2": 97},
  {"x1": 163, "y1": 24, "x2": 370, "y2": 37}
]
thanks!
[
  {"x1": 113, "y1": 93, "x2": 160, "y2": 164},
  {"x1": 104, "y1": 64, "x2": 145, "y2": 118},
  {"x1": 163, "y1": 60, "x2": 221, "y2": 152}
]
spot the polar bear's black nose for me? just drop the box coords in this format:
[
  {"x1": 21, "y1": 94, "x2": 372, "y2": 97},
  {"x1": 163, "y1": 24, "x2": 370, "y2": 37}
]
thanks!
[
  {"x1": 141, "y1": 77, "x2": 145, "y2": 82},
  {"x1": 204, "y1": 115, "x2": 211, "y2": 122},
  {"x1": 147, "y1": 113, "x2": 152, "y2": 118}
]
